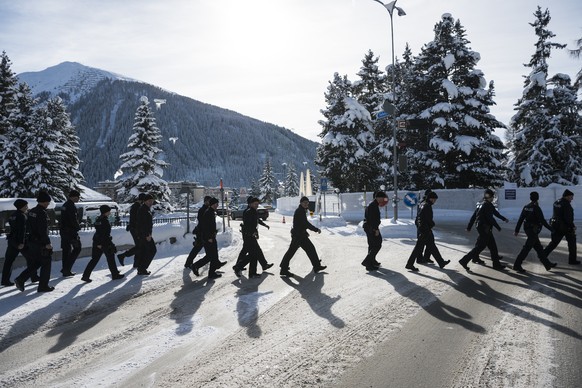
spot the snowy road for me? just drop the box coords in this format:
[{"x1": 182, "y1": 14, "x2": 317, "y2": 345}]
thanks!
[{"x1": 0, "y1": 214, "x2": 580, "y2": 387}]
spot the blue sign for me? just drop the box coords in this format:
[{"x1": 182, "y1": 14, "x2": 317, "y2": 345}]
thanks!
[
  {"x1": 403, "y1": 192, "x2": 418, "y2": 208},
  {"x1": 376, "y1": 111, "x2": 389, "y2": 120},
  {"x1": 320, "y1": 178, "x2": 328, "y2": 191}
]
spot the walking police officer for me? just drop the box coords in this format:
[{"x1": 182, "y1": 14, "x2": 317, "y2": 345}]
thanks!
[
  {"x1": 543, "y1": 189, "x2": 580, "y2": 265},
  {"x1": 60, "y1": 189, "x2": 82, "y2": 276}
]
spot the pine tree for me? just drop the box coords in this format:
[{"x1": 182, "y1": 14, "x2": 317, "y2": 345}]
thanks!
[
  {"x1": 407, "y1": 13, "x2": 507, "y2": 188},
  {"x1": 46, "y1": 97, "x2": 84, "y2": 191},
  {"x1": 258, "y1": 159, "x2": 276, "y2": 204},
  {"x1": 509, "y1": 7, "x2": 567, "y2": 186},
  {"x1": 249, "y1": 179, "x2": 261, "y2": 198},
  {"x1": 0, "y1": 51, "x2": 19, "y2": 193},
  {"x1": 0, "y1": 83, "x2": 36, "y2": 197},
  {"x1": 284, "y1": 165, "x2": 300, "y2": 196},
  {"x1": 21, "y1": 102, "x2": 70, "y2": 201},
  {"x1": 117, "y1": 96, "x2": 172, "y2": 210},
  {"x1": 316, "y1": 72, "x2": 376, "y2": 192}
]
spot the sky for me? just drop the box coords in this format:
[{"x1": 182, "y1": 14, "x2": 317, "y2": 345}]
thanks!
[{"x1": 1, "y1": 0, "x2": 581, "y2": 142}]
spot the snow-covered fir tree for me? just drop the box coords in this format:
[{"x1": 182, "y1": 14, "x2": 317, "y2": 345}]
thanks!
[
  {"x1": 284, "y1": 164, "x2": 300, "y2": 196},
  {"x1": 408, "y1": 13, "x2": 507, "y2": 188},
  {"x1": 569, "y1": 35, "x2": 582, "y2": 89},
  {"x1": 0, "y1": 51, "x2": 19, "y2": 172},
  {"x1": 46, "y1": 97, "x2": 84, "y2": 191},
  {"x1": 249, "y1": 179, "x2": 261, "y2": 198},
  {"x1": 20, "y1": 100, "x2": 71, "y2": 201},
  {"x1": 0, "y1": 83, "x2": 36, "y2": 197},
  {"x1": 258, "y1": 159, "x2": 276, "y2": 204},
  {"x1": 508, "y1": 7, "x2": 573, "y2": 186},
  {"x1": 117, "y1": 96, "x2": 172, "y2": 210},
  {"x1": 316, "y1": 72, "x2": 376, "y2": 192}
]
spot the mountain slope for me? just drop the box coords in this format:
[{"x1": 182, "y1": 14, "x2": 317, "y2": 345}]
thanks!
[{"x1": 18, "y1": 63, "x2": 319, "y2": 187}]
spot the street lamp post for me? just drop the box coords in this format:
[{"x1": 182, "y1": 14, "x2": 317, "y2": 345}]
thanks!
[{"x1": 372, "y1": 0, "x2": 406, "y2": 221}]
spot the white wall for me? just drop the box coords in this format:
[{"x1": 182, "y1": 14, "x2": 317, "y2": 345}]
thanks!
[{"x1": 277, "y1": 185, "x2": 582, "y2": 223}]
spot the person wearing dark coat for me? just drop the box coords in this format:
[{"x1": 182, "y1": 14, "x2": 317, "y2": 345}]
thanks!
[
  {"x1": 117, "y1": 193, "x2": 146, "y2": 267},
  {"x1": 233, "y1": 196, "x2": 274, "y2": 276},
  {"x1": 361, "y1": 191, "x2": 389, "y2": 271},
  {"x1": 415, "y1": 189, "x2": 436, "y2": 264},
  {"x1": 459, "y1": 189, "x2": 509, "y2": 271},
  {"x1": 191, "y1": 197, "x2": 223, "y2": 279},
  {"x1": 279, "y1": 196, "x2": 326, "y2": 277},
  {"x1": 2, "y1": 199, "x2": 31, "y2": 286},
  {"x1": 542, "y1": 189, "x2": 579, "y2": 265},
  {"x1": 405, "y1": 191, "x2": 450, "y2": 271},
  {"x1": 233, "y1": 197, "x2": 273, "y2": 278},
  {"x1": 59, "y1": 189, "x2": 82, "y2": 277},
  {"x1": 184, "y1": 195, "x2": 211, "y2": 268},
  {"x1": 81, "y1": 205, "x2": 124, "y2": 282},
  {"x1": 513, "y1": 191, "x2": 556, "y2": 273},
  {"x1": 135, "y1": 194, "x2": 157, "y2": 275},
  {"x1": 14, "y1": 192, "x2": 55, "y2": 293}
]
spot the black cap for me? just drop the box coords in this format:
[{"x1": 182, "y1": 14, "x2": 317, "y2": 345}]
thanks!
[
  {"x1": 14, "y1": 199, "x2": 28, "y2": 209},
  {"x1": 143, "y1": 194, "x2": 154, "y2": 201},
  {"x1": 375, "y1": 191, "x2": 387, "y2": 198},
  {"x1": 37, "y1": 191, "x2": 52, "y2": 203},
  {"x1": 138, "y1": 193, "x2": 147, "y2": 201},
  {"x1": 427, "y1": 191, "x2": 438, "y2": 199},
  {"x1": 249, "y1": 197, "x2": 260, "y2": 204},
  {"x1": 209, "y1": 197, "x2": 219, "y2": 206},
  {"x1": 69, "y1": 189, "x2": 81, "y2": 198},
  {"x1": 204, "y1": 195, "x2": 212, "y2": 202},
  {"x1": 100, "y1": 205, "x2": 112, "y2": 214},
  {"x1": 484, "y1": 189, "x2": 494, "y2": 198},
  {"x1": 300, "y1": 196, "x2": 309, "y2": 203},
  {"x1": 530, "y1": 191, "x2": 539, "y2": 201},
  {"x1": 246, "y1": 196, "x2": 254, "y2": 204},
  {"x1": 563, "y1": 189, "x2": 574, "y2": 197}
]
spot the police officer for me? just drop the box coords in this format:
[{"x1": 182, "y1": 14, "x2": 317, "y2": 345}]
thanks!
[
  {"x1": 459, "y1": 189, "x2": 509, "y2": 271},
  {"x1": 405, "y1": 191, "x2": 450, "y2": 271},
  {"x1": 233, "y1": 196, "x2": 274, "y2": 276},
  {"x1": 14, "y1": 192, "x2": 55, "y2": 293},
  {"x1": 543, "y1": 189, "x2": 579, "y2": 265},
  {"x1": 191, "y1": 197, "x2": 223, "y2": 279},
  {"x1": 2, "y1": 199, "x2": 30, "y2": 286},
  {"x1": 135, "y1": 194, "x2": 157, "y2": 275},
  {"x1": 184, "y1": 195, "x2": 211, "y2": 268},
  {"x1": 81, "y1": 205, "x2": 125, "y2": 283},
  {"x1": 60, "y1": 189, "x2": 82, "y2": 277},
  {"x1": 513, "y1": 191, "x2": 556, "y2": 272},
  {"x1": 233, "y1": 197, "x2": 273, "y2": 278},
  {"x1": 361, "y1": 191, "x2": 388, "y2": 271},
  {"x1": 117, "y1": 193, "x2": 146, "y2": 267},
  {"x1": 279, "y1": 196, "x2": 326, "y2": 277}
]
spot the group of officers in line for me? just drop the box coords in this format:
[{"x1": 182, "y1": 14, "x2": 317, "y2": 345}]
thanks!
[
  {"x1": 2, "y1": 186, "x2": 579, "y2": 293},
  {"x1": 1, "y1": 190, "x2": 158, "y2": 292},
  {"x1": 362, "y1": 187, "x2": 579, "y2": 275}
]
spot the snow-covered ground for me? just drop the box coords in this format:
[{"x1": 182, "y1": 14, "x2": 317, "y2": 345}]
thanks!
[{"x1": 0, "y1": 211, "x2": 580, "y2": 387}]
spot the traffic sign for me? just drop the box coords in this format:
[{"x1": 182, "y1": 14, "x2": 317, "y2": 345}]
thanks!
[
  {"x1": 320, "y1": 178, "x2": 328, "y2": 191},
  {"x1": 376, "y1": 111, "x2": 389, "y2": 120},
  {"x1": 403, "y1": 192, "x2": 418, "y2": 208}
]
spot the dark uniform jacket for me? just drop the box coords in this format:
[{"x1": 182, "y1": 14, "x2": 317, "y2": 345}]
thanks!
[
  {"x1": 415, "y1": 201, "x2": 435, "y2": 234},
  {"x1": 27, "y1": 204, "x2": 51, "y2": 246},
  {"x1": 515, "y1": 201, "x2": 552, "y2": 234},
  {"x1": 8, "y1": 210, "x2": 27, "y2": 247},
  {"x1": 241, "y1": 207, "x2": 267, "y2": 238},
  {"x1": 291, "y1": 205, "x2": 319, "y2": 238},
  {"x1": 128, "y1": 201, "x2": 141, "y2": 232},
  {"x1": 200, "y1": 207, "x2": 217, "y2": 241},
  {"x1": 467, "y1": 201, "x2": 507, "y2": 231},
  {"x1": 136, "y1": 204, "x2": 153, "y2": 241},
  {"x1": 93, "y1": 215, "x2": 114, "y2": 248},
  {"x1": 551, "y1": 198, "x2": 575, "y2": 233},
  {"x1": 60, "y1": 199, "x2": 81, "y2": 236},
  {"x1": 193, "y1": 204, "x2": 208, "y2": 236},
  {"x1": 364, "y1": 201, "x2": 381, "y2": 233}
]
